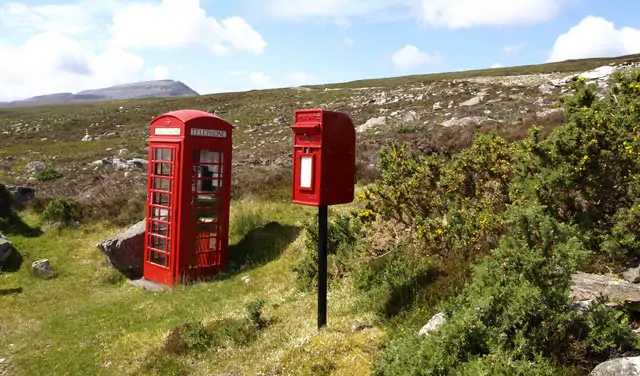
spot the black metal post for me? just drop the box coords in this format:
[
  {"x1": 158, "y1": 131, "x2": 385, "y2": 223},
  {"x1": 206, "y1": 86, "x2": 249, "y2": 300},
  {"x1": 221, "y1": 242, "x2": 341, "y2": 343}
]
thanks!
[{"x1": 318, "y1": 205, "x2": 328, "y2": 329}]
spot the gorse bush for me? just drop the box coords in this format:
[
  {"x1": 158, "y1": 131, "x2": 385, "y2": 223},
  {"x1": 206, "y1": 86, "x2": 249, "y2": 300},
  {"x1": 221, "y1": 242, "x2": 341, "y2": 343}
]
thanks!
[
  {"x1": 36, "y1": 168, "x2": 63, "y2": 182},
  {"x1": 354, "y1": 70, "x2": 640, "y2": 373},
  {"x1": 41, "y1": 198, "x2": 83, "y2": 228},
  {"x1": 293, "y1": 212, "x2": 362, "y2": 291},
  {"x1": 373, "y1": 205, "x2": 635, "y2": 375}
]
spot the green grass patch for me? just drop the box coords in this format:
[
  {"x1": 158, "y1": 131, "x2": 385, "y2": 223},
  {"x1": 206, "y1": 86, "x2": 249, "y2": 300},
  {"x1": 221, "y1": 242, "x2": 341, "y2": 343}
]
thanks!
[{"x1": 0, "y1": 198, "x2": 382, "y2": 376}]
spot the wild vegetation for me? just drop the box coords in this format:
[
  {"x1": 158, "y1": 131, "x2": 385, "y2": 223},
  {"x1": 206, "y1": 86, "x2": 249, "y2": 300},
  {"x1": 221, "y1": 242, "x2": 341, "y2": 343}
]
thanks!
[{"x1": 2, "y1": 57, "x2": 640, "y2": 375}]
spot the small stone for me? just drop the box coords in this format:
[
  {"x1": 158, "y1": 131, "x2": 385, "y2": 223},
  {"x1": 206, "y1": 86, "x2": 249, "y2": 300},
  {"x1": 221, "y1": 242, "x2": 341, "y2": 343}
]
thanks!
[
  {"x1": 32, "y1": 259, "x2": 53, "y2": 277},
  {"x1": 241, "y1": 275, "x2": 251, "y2": 284}
]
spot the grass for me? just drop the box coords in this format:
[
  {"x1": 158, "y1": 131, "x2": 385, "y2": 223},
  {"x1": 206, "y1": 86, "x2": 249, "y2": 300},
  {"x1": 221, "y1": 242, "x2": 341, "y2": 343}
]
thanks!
[{"x1": 0, "y1": 198, "x2": 383, "y2": 376}]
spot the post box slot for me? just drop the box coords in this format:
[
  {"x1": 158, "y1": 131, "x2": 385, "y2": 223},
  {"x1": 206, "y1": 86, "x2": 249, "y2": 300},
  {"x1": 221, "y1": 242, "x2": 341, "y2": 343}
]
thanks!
[{"x1": 291, "y1": 124, "x2": 321, "y2": 136}]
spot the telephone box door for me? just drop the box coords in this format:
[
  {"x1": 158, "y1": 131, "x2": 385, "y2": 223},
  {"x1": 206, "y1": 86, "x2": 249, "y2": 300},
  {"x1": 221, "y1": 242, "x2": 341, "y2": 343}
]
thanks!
[
  {"x1": 187, "y1": 147, "x2": 227, "y2": 271},
  {"x1": 144, "y1": 144, "x2": 181, "y2": 285}
]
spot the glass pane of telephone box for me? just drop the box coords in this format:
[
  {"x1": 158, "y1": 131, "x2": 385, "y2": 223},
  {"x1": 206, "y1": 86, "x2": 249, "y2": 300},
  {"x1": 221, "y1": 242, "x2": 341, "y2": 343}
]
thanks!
[
  {"x1": 150, "y1": 251, "x2": 168, "y2": 266},
  {"x1": 153, "y1": 178, "x2": 171, "y2": 192},
  {"x1": 151, "y1": 221, "x2": 168, "y2": 237},
  {"x1": 155, "y1": 163, "x2": 172, "y2": 176},
  {"x1": 151, "y1": 236, "x2": 169, "y2": 251},
  {"x1": 152, "y1": 207, "x2": 170, "y2": 222},
  {"x1": 155, "y1": 148, "x2": 172, "y2": 162},
  {"x1": 153, "y1": 192, "x2": 171, "y2": 207}
]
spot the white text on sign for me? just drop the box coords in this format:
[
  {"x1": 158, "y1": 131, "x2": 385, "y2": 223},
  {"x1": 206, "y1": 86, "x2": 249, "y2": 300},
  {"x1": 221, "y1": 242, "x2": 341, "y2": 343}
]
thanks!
[{"x1": 191, "y1": 128, "x2": 227, "y2": 138}]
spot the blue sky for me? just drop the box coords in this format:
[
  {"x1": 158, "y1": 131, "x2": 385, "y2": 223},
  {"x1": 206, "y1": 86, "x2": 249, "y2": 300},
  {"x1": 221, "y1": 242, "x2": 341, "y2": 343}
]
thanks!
[{"x1": 0, "y1": 0, "x2": 639, "y2": 101}]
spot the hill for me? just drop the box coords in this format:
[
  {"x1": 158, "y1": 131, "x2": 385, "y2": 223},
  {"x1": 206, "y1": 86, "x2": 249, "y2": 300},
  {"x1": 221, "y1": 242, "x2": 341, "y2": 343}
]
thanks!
[{"x1": 0, "y1": 80, "x2": 199, "y2": 108}]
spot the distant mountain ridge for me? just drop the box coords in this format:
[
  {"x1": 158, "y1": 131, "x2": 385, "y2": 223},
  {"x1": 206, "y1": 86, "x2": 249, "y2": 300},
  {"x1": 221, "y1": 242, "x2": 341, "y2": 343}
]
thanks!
[{"x1": 0, "y1": 80, "x2": 199, "y2": 107}]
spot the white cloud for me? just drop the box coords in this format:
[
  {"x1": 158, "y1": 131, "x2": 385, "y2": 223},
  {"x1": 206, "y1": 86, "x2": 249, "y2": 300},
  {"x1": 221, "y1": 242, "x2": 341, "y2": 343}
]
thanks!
[
  {"x1": 108, "y1": 0, "x2": 266, "y2": 55},
  {"x1": 0, "y1": 0, "x2": 267, "y2": 101},
  {"x1": 392, "y1": 44, "x2": 442, "y2": 71},
  {"x1": 249, "y1": 72, "x2": 276, "y2": 89},
  {"x1": 548, "y1": 16, "x2": 640, "y2": 62},
  {"x1": 264, "y1": 0, "x2": 563, "y2": 28},
  {"x1": 0, "y1": 0, "x2": 116, "y2": 36},
  {"x1": 150, "y1": 66, "x2": 171, "y2": 80},
  {"x1": 283, "y1": 72, "x2": 318, "y2": 86},
  {"x1": 211, "y1": 44, "x2": 231, "y2": 56},
  {"x1": 501, "y1": 44, "x2": 523, "y2": 55},
  {"x1": 491, "y1": 63, "x2": 504, "y2": 68},
  {"x1": 344, "y1": 37, "x2": 355, "y2": 46},
  {"x1": 0, "y1": 31, "x2": 145, "y2": 101},
  {"x1": 419, "y1": 0, "x2": 561, "y2": 29}
]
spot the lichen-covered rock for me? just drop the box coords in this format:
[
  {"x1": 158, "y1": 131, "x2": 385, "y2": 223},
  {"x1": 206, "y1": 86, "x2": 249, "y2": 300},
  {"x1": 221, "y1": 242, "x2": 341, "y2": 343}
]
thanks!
[
  {"x1": 31, "y1": 259, "x2": 53, "y2": 277},
  {"x1": 591, "y1": 356, "x2": 640, "y2": 376},
  {"x1": 96, "y1": 220, "x2": 145, "y2": 278},
  {"x1": 419, "y1": 312, "x2": 446, "y2": 337}
]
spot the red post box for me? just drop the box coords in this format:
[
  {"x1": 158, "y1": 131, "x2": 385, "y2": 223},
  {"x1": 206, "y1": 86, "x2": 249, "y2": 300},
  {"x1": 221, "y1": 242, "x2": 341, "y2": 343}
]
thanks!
[
  {"x1": 143, "y1": 109, "x2": 233, "y2": 286},
  {"x1": 290, "y1": 109, "x2": 356, "y2": 206},
  {"x1": 290, "y1": 108, "x2": 356, "y2": 329}
]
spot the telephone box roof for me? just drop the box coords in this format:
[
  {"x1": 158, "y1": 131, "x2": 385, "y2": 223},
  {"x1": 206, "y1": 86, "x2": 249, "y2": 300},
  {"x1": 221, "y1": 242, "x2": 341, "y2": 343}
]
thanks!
[{"x1": 152, "y1": 109, "x2": 225, "y2": 124}]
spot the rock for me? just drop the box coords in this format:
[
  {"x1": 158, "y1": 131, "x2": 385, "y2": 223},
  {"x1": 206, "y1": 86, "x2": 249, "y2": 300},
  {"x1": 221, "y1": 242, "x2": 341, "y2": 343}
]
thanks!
[
  {"x1": 581, "y1": 65, "x2": 616, "y2": 81},
  {"x1": 432, "y1": 102, "x2": 442, "y2": 111},
  {"x1": 441, "y1": 116, "x2": 485, "y2": 127},
  {"x1": 571, "y1": 273, "x2": 640, "y2": 310},
  {"x1": 419, "y1": 312, "x2": 446, "y2": 336},
  {"x1": 539, "y1": 83, "x2": 555, "y2": 95},
  {"x1": 570, "y1": 299, "x2": 595, "y2": 315},
  {"x1": 117, "y1": 148, "x2": 129, "y2": 156},
  {"x1": 26, "y1": 161, "x2": 45, "y2": 174},
  {"x1": 6, "y1": 186, "x2": 35, "y2": 205},
  {"x1": 536, "y1": 108, "x2": 563, "y2": 118},
  {"x1": 126, "y1": 158, "x2": 148, "y2": 169},
  {"x1": 241, "y1": 275, "x2": 251, "y2": 284},
  {"x1": 591, "y1": 356, "x2": 640, "y2": 376},
  {"x1": 356, "y1": 117, "x2": 386, "y2": 133},
  {"x1": 459, "y1": 95, "x2": 483, "y2": 107},
  {"x1": 623, "y1": 265, "x2": 640, "y2": 284},
  {"x1": 0, "y1": 233, "x2": 13, "y2": 264},
  {"x1": 81, "y1": 134, "x2": 93, "y2": 142},
  {"x1": 32, "y1": 259, "x2": 53, "y2": 277},
  {"x1": 96, "y1": 220, "x2": 145, "y2": 278},
  {"x1": 402, "y1": 110, "x2": 420, "y2": 122}
]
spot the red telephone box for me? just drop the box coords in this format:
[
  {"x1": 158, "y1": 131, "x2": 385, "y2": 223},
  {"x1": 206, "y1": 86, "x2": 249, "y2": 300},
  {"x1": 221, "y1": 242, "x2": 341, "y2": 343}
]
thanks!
[
  {"x1": 143, "y1": 109, "x2": 233, "y2": 286},
  {"x1": 290, "y1": 109, "x2": 356, "y2": 206}
]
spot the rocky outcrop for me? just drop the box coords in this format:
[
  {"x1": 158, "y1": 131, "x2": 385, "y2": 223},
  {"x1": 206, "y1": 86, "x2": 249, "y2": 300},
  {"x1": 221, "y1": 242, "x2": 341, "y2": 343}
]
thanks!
[
  {"x1": 96, "y1": 220, "x2": 146, "y2": 278},
  {"x1": 571, "y1": 273, "x2": 640, "y2": 310},
  {"x1": 0, "y1": 232, "x2": 12, "y2": 264},
  {"x1": 591, "y1": 356, "x2": 640, "y2": 376}
]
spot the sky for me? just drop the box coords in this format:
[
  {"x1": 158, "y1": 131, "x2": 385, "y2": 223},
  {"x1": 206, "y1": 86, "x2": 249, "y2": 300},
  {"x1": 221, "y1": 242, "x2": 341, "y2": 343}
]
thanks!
[{"x1": 0, "y1": 0, "x2": 639, "y2": 102}]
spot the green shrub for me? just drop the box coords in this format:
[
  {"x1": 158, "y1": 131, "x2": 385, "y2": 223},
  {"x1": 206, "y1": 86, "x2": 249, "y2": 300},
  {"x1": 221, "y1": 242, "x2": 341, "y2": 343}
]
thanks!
[
  {"x1": 372, "y1": 205, "x2": 635, "y2": 375},
  {"x1": 293, "y1": 212, "x2": 362, "y2": 291},
  {"x1": 36, "y1": 168, "x2": 63, "y2": 181},
  {"x1": 164, "y1": 318, "x2": 261, "y2": 356},
  {"x1": 41, "y1": 198, "x2": 83, "y2": 228},
  {"x1": 0, "y1": 184, "x2": 13, "y2": 219},
  {"x1": 245, "y1": 298, "x2": 267, "y2": 329}
]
